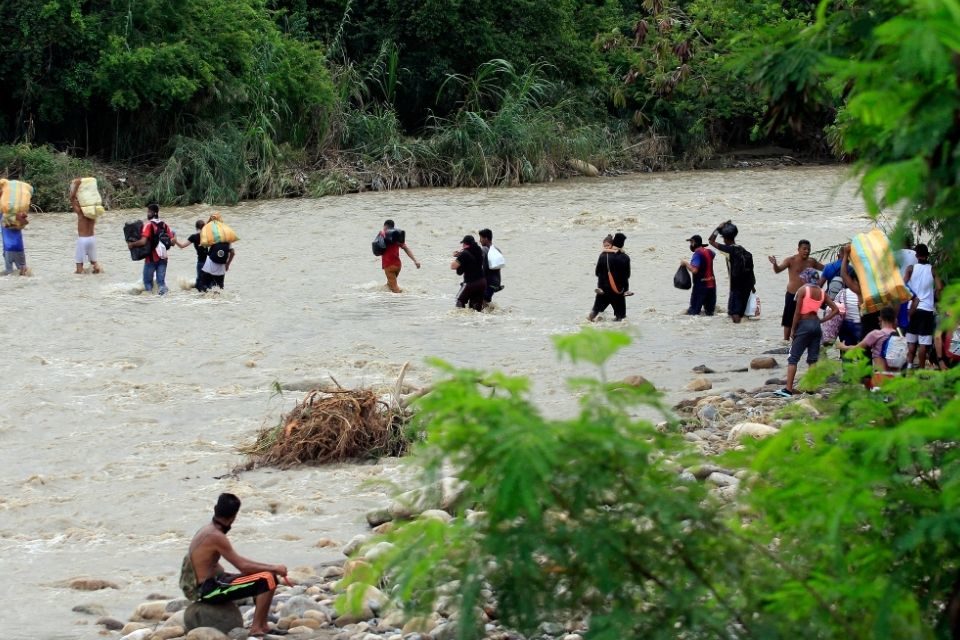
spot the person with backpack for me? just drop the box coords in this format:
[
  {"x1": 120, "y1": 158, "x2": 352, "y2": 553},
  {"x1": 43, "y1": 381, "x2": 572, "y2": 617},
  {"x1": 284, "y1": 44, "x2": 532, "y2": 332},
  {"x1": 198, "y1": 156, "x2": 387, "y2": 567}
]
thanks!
[
  {"x1": 588, "y1": 233, "x2": 631, "y2": 322},
  {"x1": 451, "y1": 235, "x2": 487, "y2": 311},
  {"x1": 839, "y1": 306, "x2": 906, "y2": 386},
  {"x1": 708, "y1": 221, "x2": 756, "y2": 323},
  {"x1": 680, "y1": 234, "x2": 716, "y2": 315},
  {"x1": 127, "y1": 204, "x2": 175, "y2": 295},
  {"x1": 375, "y1": 219, "x2": 420, "y2": 293},
  {"x1": 198, "y1": 241, "x2": 235, "y2": 292}
]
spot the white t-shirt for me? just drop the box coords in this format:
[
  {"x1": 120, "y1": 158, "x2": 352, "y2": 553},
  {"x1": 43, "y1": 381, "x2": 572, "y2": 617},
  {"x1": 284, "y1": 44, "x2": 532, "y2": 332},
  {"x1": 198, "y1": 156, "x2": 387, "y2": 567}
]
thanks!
[
  {"x1": 908, "y1": 263, "x2": 935, "y2": 312},
  {"x1": 202, "y1": 256, "x2": 227, "y2": 276},
  {"x1": 838, "y1": 288, "x2": 861, "y2": 323}
]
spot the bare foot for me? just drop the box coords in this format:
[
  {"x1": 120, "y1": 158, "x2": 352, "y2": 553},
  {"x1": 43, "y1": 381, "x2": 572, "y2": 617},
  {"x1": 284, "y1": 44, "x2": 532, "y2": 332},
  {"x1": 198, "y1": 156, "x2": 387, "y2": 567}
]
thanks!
[{"x1": 92, "y1": 264, "x2": 102, "y2": 274}]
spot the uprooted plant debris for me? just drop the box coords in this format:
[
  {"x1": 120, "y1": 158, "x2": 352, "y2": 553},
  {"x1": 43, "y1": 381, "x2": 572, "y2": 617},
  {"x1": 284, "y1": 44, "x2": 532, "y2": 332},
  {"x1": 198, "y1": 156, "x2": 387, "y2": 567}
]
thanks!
[{"x1": 238, "y1": 386, "x2": 412, "y2": 470}]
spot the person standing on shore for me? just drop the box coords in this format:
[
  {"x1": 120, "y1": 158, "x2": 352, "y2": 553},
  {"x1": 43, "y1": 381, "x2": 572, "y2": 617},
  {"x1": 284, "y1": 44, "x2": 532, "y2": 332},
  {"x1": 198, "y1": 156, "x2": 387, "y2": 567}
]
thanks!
[
  {"x1": 182, "y1": 493, "x2": 287, "y2": 637},
  {"x1": 452, "y1": 235, "x2": 487, "y2": 311},
  {"x1": 127, "y1": 204, "x2": 175, "y2": 295},
  {"x1": 708, "y1": 221, "x2": 755, "y2": 323},
  {"x1": 378, "y1": 219, "x2": 420, "y2": 293},
  {"x1": 769, "y1": 240, "x2": 824, "y2": 340},
  {"x1": 779, "y1": 268, "x2": 840, "y2": 397},
  {"x1": 903, "y1": 243, "x2": 942, "y2": 369},
  {"x1": 69, "y1": 178, "x2": 101, "y2": 274},
  {"x1": 588, "y1": 233, "x2": 631, "y2": 322},
  {"x1": 478, "y1": 228, "x2": 504, "y2": 308},
  {"x1": 680, "y1": 234, "x2": 716, "y2": 316}
]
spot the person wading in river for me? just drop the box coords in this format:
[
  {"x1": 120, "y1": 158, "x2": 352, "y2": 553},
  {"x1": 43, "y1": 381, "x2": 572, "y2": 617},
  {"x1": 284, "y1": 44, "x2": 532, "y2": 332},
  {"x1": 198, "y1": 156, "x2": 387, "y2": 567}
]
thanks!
[
  {"x1": 181, "y1": 493, "x2": 287, "y2": 637},
  {"x1": 379, "y1": 219, "x2": 420, "y2": 293},
  {"x1": 478, "y1": 228, "x2": 504, "y2": 309},
  {"x1": 708, "y1": 221, "x2": 756, "y2": 323},
  {"x1": 680, "y1": 234, "x2": 716, "y2": 316},
  {"x1": 452, "y1": 234, "x2": 487, "y2": 311},
  {"x1": 769, "y1": 239, "x2": 824, "y2": 340},
  {"x1": 69, "y1": 178, "x2": 102, "y2": 274},
  {"x1": 588, "y1": 233, "x2": 631, "y2": 322}
]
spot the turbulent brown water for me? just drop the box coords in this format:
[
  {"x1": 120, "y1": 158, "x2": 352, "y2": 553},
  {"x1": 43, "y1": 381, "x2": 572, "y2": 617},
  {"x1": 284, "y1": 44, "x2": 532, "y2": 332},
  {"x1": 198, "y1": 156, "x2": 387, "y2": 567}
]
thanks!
[{"x1": 0, "y1": 166, "x2": 870, "y2": 639}]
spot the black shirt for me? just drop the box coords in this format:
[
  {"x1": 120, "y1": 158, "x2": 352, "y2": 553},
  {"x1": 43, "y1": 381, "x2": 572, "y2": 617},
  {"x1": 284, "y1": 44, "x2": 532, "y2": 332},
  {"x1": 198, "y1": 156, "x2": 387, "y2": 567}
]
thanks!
[
  {"x1": 456, "y1": 246, "x2": 485, "y2": 283},
  {"x1": 188, "y1": 233, "x2": 208, "y2": 262},
  {"x1": 595, "y1": 250, "x2": 630, "y2": 293}
]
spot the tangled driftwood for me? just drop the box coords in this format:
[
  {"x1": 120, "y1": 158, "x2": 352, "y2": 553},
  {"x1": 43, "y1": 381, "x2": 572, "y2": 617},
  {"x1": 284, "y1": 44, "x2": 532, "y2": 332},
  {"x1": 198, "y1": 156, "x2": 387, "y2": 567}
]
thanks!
[{"x1": 240, "y1": 365, "x2": 415, "y2": 469}]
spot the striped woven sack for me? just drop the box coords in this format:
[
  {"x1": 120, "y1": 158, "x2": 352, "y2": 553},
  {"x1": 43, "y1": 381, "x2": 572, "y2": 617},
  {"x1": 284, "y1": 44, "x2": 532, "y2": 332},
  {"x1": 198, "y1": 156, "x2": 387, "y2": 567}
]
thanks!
[
  {"x1": 849, "y1": 228, "x2": 912, "y2": 315},
  {"x1": 199, "y1": 213, "x2": 239, "y2": 247},
  {"x1": 0, "y1": 179, "x2": 33, "y2": 228}
]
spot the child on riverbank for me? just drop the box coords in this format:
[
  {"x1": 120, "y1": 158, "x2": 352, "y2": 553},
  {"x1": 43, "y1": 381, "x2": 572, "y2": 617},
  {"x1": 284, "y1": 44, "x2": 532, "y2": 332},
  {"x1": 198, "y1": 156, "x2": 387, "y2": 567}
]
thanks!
[{"x1": 2, "y1": 212, "x2": 29, "y2": 275}]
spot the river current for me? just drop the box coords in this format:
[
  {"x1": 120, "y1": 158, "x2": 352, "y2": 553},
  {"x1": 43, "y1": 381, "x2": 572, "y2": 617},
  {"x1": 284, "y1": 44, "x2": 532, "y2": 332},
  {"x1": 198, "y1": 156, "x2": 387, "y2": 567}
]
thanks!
[{"x1": 0, "y1": 166, "x2": 871, "y2": 639}]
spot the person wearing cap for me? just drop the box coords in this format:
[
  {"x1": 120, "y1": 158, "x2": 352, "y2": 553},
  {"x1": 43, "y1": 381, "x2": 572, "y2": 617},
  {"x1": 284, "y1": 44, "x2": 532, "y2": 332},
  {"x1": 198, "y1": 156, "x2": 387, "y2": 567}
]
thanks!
[
  {"x1": 588, "y1": 232, "x2": 631, "y2": 322},
  {"x1": 680, "y1": 234, "x2": 716, "y2": 316},
  {"x1": 708, "y1": 220, "x2": 756, "y2": 323},
  {"x1": 903, "y1": 243, "x2": 943, "y2": 369},
  {"x1": 182, "y1": 493, "x2": 288, "y2": 637},
  {"x1": 778, "y1": 268, "x2": 841, "y2": 396},
  {"x1": 451, "y1": 234, "x2": 487, "y2": 311},
  {"x1": 769, "y1": 239, "x2": 824, "y2": 340}
]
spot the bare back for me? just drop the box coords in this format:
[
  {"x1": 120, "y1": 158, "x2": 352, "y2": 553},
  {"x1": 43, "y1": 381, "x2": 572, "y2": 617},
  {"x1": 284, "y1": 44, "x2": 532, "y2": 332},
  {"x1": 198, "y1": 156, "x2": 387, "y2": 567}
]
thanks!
[
  {"x1": 786, "y1": 255, "x2": 821, "y2": 293},
  {"x1": 75, "y1": 209, "x2": 96, "y2": 237},
  {"x1": 188, "y1": 523, "x2": 227, "y2": 583}
]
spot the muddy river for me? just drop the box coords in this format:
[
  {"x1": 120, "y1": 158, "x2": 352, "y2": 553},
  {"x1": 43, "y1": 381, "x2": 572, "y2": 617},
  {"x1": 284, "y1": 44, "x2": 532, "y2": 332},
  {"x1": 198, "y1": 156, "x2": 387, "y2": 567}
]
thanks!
[{"x1": 0, "y1": 166, "x2": 871, "y2": 639}]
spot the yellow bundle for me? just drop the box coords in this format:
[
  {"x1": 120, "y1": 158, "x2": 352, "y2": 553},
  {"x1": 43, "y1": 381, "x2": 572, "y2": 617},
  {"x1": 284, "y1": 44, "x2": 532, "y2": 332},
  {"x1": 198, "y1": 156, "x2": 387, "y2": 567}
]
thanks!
[
  {"x1": 199, "y1": 213, "x2": 239, "y2": 246},
  {"x1": 0, "y1": 179, "x2": 33, "y2": 229},
  {"x1": 849, "y1": 228, "x2": 913, "y2": 314},
  {"x1": 76, "y1": 177, "x2": 105, "y2": 219}
]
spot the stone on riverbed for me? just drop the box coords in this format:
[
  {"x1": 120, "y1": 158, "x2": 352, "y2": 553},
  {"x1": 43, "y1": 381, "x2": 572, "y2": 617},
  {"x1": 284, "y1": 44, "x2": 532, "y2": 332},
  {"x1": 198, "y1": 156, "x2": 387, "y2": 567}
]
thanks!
[
  {"x1": 152, "y1": 626, "x2": 186, "y2": 640},
  {"x1": 728, "y1": 422, "x2": 779, "y2": 441},
  {"x1": 72, "y1": 603, "x2": 108, "y2": 616},
  {"x1": 685, "y1": 377, "x2": 712, "y2": 392},
  {"x1": 279, "y1": 595, "x2": 325, "y2": 619},
  {"x1": 343, "y1": 533, "x2": 371, "y2": 556},
  {"x1": 184, "y1": 601, "x2": 243, "y2": 633},
  {"x1": 750, "y1": 357, "x2": 778, "y2": 370},
  {"x1": 132, "y1": 600, "x2": 170, "y2": 621},
  {"x1": 185, "y1": 627, "x2": 231, "y2": 640},
  {"x1": 68, "y1": 577, "x2": 120, "y2": 591},
  {"x1": 365, "y1": 507, "x2": 393, "y2": 528},
  {"x1": 97, "y1": 616, "x2": 124, "y2": 630}
]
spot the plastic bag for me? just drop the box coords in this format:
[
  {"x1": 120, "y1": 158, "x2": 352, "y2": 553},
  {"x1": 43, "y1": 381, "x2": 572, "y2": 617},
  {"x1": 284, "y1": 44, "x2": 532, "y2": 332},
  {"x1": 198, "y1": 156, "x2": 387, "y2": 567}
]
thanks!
[
  {"x1": 487, "y1": 245, "x2": 505, "y2": 269},
  {"x1": 674, "y1": 265, "x2": 691, "y2": 290},
  {"x1": 745, "y1": 292, "x2": 761, "y2": 318}
]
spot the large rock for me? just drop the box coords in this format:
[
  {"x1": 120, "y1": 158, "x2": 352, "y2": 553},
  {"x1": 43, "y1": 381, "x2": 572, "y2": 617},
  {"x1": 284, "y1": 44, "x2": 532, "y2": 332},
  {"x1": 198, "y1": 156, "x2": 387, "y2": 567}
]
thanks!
[
  {"x1": 186, "y1": 628, "x2": 230, "y2": 640},
  {"x1": 365, "y1": 508, "x2": 393, "y2": 528},
  {"x1": 388, "y1": 485, "x2": 442, "y2": 520},
  {"x1": 152, "y1": 626, "x2": 186, "y2": 640},
  {"x1": 96, "y1": 616, "x2": 124, "y2": 631},
  {"x1": 728, "y1": 422, "x2": 779, "y2": 441},
  {"x1": 279, "y1": 595, "x2": 324, "y2": 619},
  {"x1": 69, "y1": 578, "x2": 119, "y2": 591},
  {"x1": 342, "y1": 533, "x2": 371, "y2": 557},
  {"x1": 568, "y1": 159, "x2": 600, "y2": 177},
  {"x1": 184, "y1": 602, "x2": 243, "y2": 633},
  {"x1": 685, "y1": 377, "x2": 713, "y2": 392},
  {"x1": 750, "y1": 357, "x2": 778, "y2": 370}
]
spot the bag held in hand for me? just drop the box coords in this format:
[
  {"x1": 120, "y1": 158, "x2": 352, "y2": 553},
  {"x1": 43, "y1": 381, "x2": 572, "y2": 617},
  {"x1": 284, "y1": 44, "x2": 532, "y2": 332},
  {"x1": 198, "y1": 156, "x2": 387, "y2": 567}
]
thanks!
[
  {"x1": 674, "y1": 265, "x2": 692, "y2": 290},
  {"x1": 124, "y1": 220, "x2": 151, "y2": 261}
]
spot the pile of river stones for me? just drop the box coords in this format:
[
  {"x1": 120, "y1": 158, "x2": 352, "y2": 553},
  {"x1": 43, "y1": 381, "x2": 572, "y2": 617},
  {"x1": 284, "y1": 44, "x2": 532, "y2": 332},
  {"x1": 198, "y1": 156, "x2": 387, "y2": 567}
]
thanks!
[{"x1": 82, "y1": 353, "x2": 823, "y2": 640}]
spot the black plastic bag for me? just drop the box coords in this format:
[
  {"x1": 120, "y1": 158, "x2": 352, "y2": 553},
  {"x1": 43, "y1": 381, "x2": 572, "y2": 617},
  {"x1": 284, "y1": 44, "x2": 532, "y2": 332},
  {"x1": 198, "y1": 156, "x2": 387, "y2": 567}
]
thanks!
[{"x1": 674, "y1": 265, "x2": 692, "y2": 290}]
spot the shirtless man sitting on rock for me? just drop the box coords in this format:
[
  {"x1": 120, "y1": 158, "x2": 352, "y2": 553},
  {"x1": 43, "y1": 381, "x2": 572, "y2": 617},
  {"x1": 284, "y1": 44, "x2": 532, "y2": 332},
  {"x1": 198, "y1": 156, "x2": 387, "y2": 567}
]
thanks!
[
  {"x1": 769, "y1": 240, "x2": 824, "y2": 340},
  {"x1": 184, "y1": 493, "x2": 287, "y2": 637}
]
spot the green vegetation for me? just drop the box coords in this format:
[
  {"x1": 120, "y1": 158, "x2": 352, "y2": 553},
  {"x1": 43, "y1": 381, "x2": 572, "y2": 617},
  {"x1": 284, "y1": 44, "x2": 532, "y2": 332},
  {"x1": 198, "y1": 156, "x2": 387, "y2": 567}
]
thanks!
[{"x1": 1, "y1": 0, "x2": 835, "y2": 207}]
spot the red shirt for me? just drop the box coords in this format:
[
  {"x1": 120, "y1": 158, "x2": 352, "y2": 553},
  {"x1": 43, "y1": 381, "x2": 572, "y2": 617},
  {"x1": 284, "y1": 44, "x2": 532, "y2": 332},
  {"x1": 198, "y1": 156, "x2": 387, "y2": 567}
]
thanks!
[
  {"x1": 142, "y1": 220, "x2": 174, "y2": 263},
  {"x1": 380, "y1": 231, "x2": 403, "y2": 269}
]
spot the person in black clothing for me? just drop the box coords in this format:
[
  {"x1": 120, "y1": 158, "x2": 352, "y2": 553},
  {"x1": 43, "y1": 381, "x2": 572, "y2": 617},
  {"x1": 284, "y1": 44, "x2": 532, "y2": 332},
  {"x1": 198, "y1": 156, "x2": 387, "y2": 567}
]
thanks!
[
  {"x1": 708, "y1": 221, "x2": 756, "y2": 323},
  {"x1": 176, "y1": 219, "x2": 208, "y2": 289},
  {"x1": 478, "y1": 228, "x2": 504, "y2": 308},
  {"x1": 451, "y1": 235, "x2": 487, "y2": 311},
  {"x1": 588, "y1": 232, "x2": 631, "y2": 322}
]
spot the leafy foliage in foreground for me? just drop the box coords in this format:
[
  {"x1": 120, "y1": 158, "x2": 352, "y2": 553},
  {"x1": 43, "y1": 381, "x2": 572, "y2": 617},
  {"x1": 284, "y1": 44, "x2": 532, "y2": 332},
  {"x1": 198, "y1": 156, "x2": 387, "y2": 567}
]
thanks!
[{"x1": 361, "y1": 329, "x2": 960, "y2": 639}]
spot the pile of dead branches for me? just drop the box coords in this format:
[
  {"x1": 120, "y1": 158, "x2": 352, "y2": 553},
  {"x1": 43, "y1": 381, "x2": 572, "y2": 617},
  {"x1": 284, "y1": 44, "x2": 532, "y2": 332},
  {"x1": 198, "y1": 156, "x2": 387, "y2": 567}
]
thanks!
[{"x1": 240, "y1": 385, "x2": 412, "y2": 469}]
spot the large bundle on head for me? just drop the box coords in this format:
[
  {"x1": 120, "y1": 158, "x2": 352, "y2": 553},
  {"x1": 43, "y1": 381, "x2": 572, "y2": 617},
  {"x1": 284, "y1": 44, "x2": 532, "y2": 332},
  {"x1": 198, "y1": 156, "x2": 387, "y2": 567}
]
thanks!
[
  {"x1": 76, "y1": 177, "x2": 105, "y2": 219},
  {"x1": 199, "y1": 212, "x2": 238, "y2": 247},
  {"x1": 0, "y1": 179, "x2": 33, "y2": 229},
  {"x1": 241, "y1": 388, "x2": 410, "y2": 469},
  {"x1": 849, "y1": 228, "x2": 913, "y2": 314}
]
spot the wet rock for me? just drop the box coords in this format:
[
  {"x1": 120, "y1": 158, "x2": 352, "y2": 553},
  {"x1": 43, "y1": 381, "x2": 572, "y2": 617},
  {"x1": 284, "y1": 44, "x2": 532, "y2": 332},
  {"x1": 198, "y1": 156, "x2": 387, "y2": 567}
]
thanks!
[
  {"x1": 620, "y1": 374, "x2": 654, "y2": 389},
  {"x1": 314, "y1": 537, "x2": 338, "y2": 549},
  {"x1": 728, "y1": 422, "x2": 779, "y2": 441},
  {"x1": 280, "y1": 595, "x2": 324, "y2": 619},
  {"x1": 342, "y1": 534, "x2": 371, "y2": 557},
  {"x1": 697, "y1": 405, "x2": 718, "y2": 427},
  {"x1": 750, "y1": 357, "x2": 778, "y2": 370},
  {"x1": 765, "y1": 378, "x2": 786, "y2": 386},
  {"x1": 73, "y1": 603, "x2": 108, "y2": 616},
  {"x1": 365, "y1": 508, "x2": 393, "y2": 528},
  {"x1": 97, "y1": 616, "x2": 125, "y2": 631},
  {"x1": 69, "y1": 578, "x2": 120, "y2": 591},
  {"x1": 568, "y1": 159, "x2": 600, "y2": 177},
  {"x1": 132, "y1": 600, "x2": 170, "y2": 621},
  {"x1": 692, "y1": 364, "x2": 715, "y2": 374},
  {"x1": 371, "y1": 521, "x2": 395, "y2": 535},
  {"x1": 185, "y1": 628, "x2": 230, "y2": 640},
  {"x1": 419, "y1": 509, "x2": 453, "y2": 524},
  {"x1": 152, "y1": 626, "x2": 186, "y2": 640},
  {"x1": 685, "y1": 377, "x2": 713, "y2": 392},
  {"x1": 184, "y1": 602, "x2": 243, "y2": 633},
  {"x1": 363, "y1": 541, "x2": 395, "y2": 562},
  {"x1": 763, "y1": 347, "x2": 791, "y2": 355},
  {"x1": 147, "y1": 593, "x2": 177, "y2": 601},
  {"x1": 707, "y1": 472, "x2": 739, "y2": 487},
  {"x1": 121, "y1": 629, "x2": 153, "y2": 640}
]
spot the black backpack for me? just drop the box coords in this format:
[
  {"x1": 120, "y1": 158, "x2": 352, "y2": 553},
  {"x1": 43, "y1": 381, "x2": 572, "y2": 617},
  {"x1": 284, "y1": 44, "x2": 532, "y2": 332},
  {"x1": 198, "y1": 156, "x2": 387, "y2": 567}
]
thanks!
[
  {"x1": 372, "y1": 233, "x2": 387, "y2": 256},
  {"x1": 208, "y1": 242, "x2": 231, "y2": 264},
  {"x1": 124, "y1": 220, "x2": 151, "y2": 261},
  {"x1": 729, "y1": 245, "x2": 755, "y2": 287},
  {"x1": 151, "y1": 221, "x2": 172, "y2": 250},
  {"x1": 385, "y1": 228, "x2": 405, "y2": 245}
]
